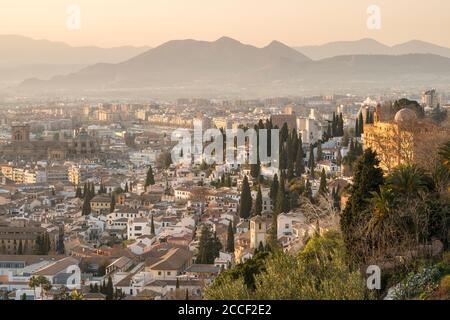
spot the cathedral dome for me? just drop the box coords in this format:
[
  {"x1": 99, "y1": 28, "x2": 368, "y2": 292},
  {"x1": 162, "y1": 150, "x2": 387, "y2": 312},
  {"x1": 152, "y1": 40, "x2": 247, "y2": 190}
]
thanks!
[{"x1": 394, "y1": 108, "x2": 417, "y2": 123}]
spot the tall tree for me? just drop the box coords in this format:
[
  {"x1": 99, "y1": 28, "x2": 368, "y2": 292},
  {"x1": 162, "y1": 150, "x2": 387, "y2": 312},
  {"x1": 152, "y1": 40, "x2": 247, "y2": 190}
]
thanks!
[
  {"x1": 269, "y1": 174, "x2": 279, "y2": 210},
  {"x1": 150, "y1": 214, "x2": 155, "y2": 235},
  {"x1": 239, "y1": 176, "x2": 252, "y2": 219},
  {"x1": 358, "y1": 112, "x2": 364, "y2": 135},
  {"x1": 226, "y1": 221, "x2": 235, "y2": 253},
  {"x1": 354, "y1": 118, "x2": 359, "y2": 138},
  {"x1": 295, "y1": 140, "x2": 305, "y2": 177},
  {"x1": 254, "y1": 185, "x2": 263, "y2": 216},
  {"x1": 110, "y1": 194, "x2": 116, "y2": 213},
  {"x1": 17, "y1": 240, "x2": 23, "y2": 255},
  {"x1": 340, "y1": 149, "x2": 384, "y2": 264},
  {"x1": 196, "y1": 226, "x2": 221, "y2": 264},
  {"x1": 318, "y1": 168, "x2": 328, "y2": 195},
  {"x1": 145, "y1": 165, "x2": 155, "y2": 187},
  {"x1": 275, "y1": 173, "x2": 288, "y2": 214},
  {"x1": 317, "y1": 142, "x2": 323, "y2": 162},
  {"x1": 105, "y1": 276, "x2": 114, "y2": 300},
  {"x1": 308, "y1": 144, "x2": 315, "y2": 178}
]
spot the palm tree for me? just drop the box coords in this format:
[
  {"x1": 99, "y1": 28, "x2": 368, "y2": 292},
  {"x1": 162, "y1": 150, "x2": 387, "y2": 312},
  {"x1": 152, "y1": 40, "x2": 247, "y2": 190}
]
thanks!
[
  {"x1": 28, "y1": 276, "x2": 38, "y2": 299},
  {"x1": 387, "y1": 165, "x2": 429, "y2": 197},
  {"x1": 366, "y1": 186, "x2": 395, "y2": 257},
  {"x1": 367, "y1": 186, "x2": 394, "y2": 235}
]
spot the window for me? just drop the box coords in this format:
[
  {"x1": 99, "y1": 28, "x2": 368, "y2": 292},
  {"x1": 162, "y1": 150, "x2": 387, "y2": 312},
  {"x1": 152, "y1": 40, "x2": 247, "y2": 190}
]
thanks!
[
  {"x1": 158, "y1": 271, "x2": 161, "y2": 275},
  {"x1": 167, "y1": 272, "x2": 171, "y2": 276}
]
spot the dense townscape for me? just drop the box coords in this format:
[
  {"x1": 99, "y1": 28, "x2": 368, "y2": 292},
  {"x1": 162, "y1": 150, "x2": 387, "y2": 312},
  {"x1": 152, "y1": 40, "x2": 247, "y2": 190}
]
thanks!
[{"x1": 0, "y1": 91, "x2": 449, "y2": 300}]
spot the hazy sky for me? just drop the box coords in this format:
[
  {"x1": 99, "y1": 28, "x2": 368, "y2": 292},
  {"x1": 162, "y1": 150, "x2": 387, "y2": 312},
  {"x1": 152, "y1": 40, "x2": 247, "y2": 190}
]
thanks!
[{"x1": 1, "y1": 0, "x2": 449, "y2": 48}]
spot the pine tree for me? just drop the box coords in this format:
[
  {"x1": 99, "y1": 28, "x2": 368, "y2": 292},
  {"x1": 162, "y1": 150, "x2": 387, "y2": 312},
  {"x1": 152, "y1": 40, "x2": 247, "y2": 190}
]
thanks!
[
  {"x1": 308, "y1": 144, "x2": 315, "y2": 178},
  {"x1": 254, "y1": 185, "x2": 263, "y2": 216},
  {"x1": 239, "y1": 176, "x2": 252, "y2": 219},
  {"x1": 226, "y1": 221, "x2": 235, "y2": 253},
  {"x1": 318, "y1": 168, "x2": 328, "y2": 195},
  {"x1": 145, "y1": 165, "x2": 155, "y2": 187},
  {"x1": 269, "y1": 174, "x2": 279, "y2": 210}
]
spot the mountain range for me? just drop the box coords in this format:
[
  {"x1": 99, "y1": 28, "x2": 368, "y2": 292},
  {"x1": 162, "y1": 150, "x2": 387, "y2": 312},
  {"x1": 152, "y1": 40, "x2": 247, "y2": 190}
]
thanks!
[
  {"x1": 295, "y1": 38, "x2": 450, "y2": 60},
  {"x1": 3, "y1": 36, "x2": 450, "y2": 97},
  {"x1": 0, "y1": 35, "x2": 150, "y2": 84}
]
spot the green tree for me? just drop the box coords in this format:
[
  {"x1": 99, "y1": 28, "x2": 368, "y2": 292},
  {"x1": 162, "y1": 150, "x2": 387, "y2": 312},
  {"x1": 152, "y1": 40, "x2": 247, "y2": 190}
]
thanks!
[
  {"x1": 105, "y1": 276, "x2": 114, "y2": 300},
  {"x1": 196, "y1": 225, "x2": 221, "y2": 264},
  {"x1": 317, "y1": 142, "x2": 323, "y2": 162},
  {"x1": 239, "y1": 176, "x2": 252, "y2": 219},
  {"x1": 308, "y1": 145, "x2": 315, "y2": 178},
  {"x1": 295, "y1": 140, "x2": 305, "y2": 177},
  {"x1": 269, "y1": 174, "x2": 279, "y2": 210},
  {"x1": 340, "y1": 149, "x2": 384, "y2": 264},
  {"x1": 226, "y1": 221, "x2": 235, "y2": 253},
  {"x1": 17, "y1": 240, "x2": 23, "y2": 255},
  {"x1": 254, "y1": 185, "x2": 263, "y2": 216},
  {"x1": 318, "y1": 168, "x2": 328, "y2": 196},
  {"x1": 150, "y1": 214, "x2": 155, "y2": 235},
  {"x1": 145, "y1": 165, "x2": 155, "y2": 187},
  {"x1": 275, "y1": 173, "x2": 288, "y2": 214}
]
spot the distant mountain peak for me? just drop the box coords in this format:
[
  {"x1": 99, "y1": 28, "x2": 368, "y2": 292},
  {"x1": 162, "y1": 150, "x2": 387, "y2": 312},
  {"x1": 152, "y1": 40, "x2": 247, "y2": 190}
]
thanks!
[{"x1": 215, "y1": 36, "x2": 241, "y2": 45}]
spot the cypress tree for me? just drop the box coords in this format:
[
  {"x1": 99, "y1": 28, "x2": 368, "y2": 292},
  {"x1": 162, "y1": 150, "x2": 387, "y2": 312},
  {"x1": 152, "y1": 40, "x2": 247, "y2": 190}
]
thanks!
[
  {"x1": 317, "y1": 142, "x2": 323, "y2": 162},
  {"x1": 318, "y1": 168, "x2": 328, "y2": 195},
  {"x1": 110, "y1": 194, "x2": 115, "y2": 213},
  {"x1": 308, "y1": 144, "x2": 315, "y2": 178},
  {"x1": 295, "y1": 139, "x2": 305, "y2": 177},
  {"x1": 75, "y1": 186, "x2": 82, "y2": 198},
  {"x1": 239, "y1": 176, "x2": 252, "y2": 219},
  {"x1": 145, "y1": 165, "x2": 155, "y2": 187},
  {"x1": 358, "y1": 112, "x2": 364, "y2": 135},
  {"x1": 150, "y1": 214, "x2": 155, "y2": 235},
  {"x1": 254, "y1": 185, "x2": 263, "y2": 216},
  {"x1": 106, "y1": 276, "x2": 114, "y2": 300},
  {"x1": 17, "y1": 240, "x2": 23, "y2": 255},
  {"x1": 226, "y1": 221, "x2": 235, "y2": 253},
  {"x1": 269, "y1": 174, "x2": 279, "y2": 210},
  {"x1": 124, "y1": 182, "x2": 128, "y2": 193},
  {"x1": 355, "y1": 118, "x2": 359, "y2": 137},
  {"x1": 305, "y1": 179, "x2": 313, "y2": 201},
  {"x1": 275, "y1": 173, "x2": 288, "y2": 214}
]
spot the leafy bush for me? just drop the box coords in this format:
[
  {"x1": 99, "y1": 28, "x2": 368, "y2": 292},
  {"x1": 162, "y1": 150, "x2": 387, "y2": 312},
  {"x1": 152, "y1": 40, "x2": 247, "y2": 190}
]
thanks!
[{"x1": 391, "y1": 266, "x2": 441, "y2": 300}]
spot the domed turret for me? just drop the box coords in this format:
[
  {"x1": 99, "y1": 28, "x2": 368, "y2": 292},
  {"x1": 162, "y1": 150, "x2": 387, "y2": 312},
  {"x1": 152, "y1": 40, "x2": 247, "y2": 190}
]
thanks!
[{"x1": 394, "y1": 108, "x2": 417, "y2": 123}]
